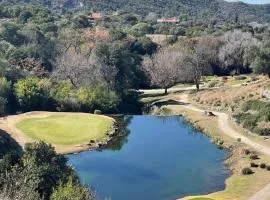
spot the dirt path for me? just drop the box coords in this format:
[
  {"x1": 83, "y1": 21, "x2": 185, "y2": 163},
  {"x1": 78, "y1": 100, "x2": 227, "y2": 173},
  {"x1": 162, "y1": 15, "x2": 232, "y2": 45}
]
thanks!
[
  {"x1": 176, "y1": 93, "x2": 270, "y2": 200},
  {"x1": 177, "y1": 93, "x2": 270, "y2": 156}
]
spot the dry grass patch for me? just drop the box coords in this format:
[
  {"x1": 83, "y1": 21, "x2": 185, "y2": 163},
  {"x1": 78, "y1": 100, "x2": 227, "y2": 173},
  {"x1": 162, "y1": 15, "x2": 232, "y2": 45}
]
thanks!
[{"x1": 191, "y1": 76, "x2": 269, "y2": 110}]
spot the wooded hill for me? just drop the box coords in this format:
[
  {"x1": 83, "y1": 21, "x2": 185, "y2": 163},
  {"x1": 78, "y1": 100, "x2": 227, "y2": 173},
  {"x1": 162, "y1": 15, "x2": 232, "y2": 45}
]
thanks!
[{"x1": 1, "y1": 0, "x2": 270, "y2": 23}]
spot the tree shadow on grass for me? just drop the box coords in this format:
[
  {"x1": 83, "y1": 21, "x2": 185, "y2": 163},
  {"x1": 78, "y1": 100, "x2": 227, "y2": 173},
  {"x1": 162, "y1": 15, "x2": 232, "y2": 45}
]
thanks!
[{"x1": 0, "y1": 129, "x2": 22, "y2": 159}]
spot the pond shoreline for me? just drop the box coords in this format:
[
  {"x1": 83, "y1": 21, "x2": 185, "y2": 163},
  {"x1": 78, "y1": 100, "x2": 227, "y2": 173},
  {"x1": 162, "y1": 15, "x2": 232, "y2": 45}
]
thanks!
[
  {"x1": 68, "y1": 115, "x2": 229, "y2": 200},
  {"x1": 158, "y1": 104, "x2": 270, "y2": 200}
]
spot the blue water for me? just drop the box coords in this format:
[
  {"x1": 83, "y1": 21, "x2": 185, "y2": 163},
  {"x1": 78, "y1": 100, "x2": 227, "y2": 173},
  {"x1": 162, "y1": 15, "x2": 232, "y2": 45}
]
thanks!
[{"x1": 68, "y1": 115, "x2": 229, "y2": 200}]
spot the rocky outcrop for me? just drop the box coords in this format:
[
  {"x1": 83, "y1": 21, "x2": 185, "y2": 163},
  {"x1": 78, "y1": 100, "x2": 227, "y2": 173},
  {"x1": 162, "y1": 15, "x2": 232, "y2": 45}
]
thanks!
[{"x1": 263, "y1": 89, "x2": 270, "y2": 100}]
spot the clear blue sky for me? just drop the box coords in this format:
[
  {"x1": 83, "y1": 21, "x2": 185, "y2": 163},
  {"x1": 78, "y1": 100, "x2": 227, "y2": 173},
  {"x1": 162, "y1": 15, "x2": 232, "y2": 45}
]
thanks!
[{"x1": 226, "y1": 0, "x2": 270, "y2": 4}]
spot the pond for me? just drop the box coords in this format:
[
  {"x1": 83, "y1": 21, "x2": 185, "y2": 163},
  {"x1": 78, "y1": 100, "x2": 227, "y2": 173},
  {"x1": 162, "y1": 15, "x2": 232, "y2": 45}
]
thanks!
[{"x1": 68, "y1": 115, "x2": 230, "y2": 200}]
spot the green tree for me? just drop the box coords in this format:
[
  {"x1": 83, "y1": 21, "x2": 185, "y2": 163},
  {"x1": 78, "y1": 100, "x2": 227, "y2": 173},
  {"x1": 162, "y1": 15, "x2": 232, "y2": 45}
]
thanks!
[
  {"x1": 0, "y1": 77, "x2": 11, "y2": 114},
  {"x1": 50, "y1": 80, "x2": 78, "y2": 111},
  {"x1": 250, "y1": 41, "x2": 270, "y2": 77},
  {"x1": 0, "y1": 22, "x2": 25, "y2": 45},
  {"x1": 23, "y1": 142, "x2": 74, "y2": 200},
  {"x1": 129, "y1": 22, "x2": 154, "y2": 37},
  {"x1": 109, "y1": 28, "x2": 127, "y2": 41},
  {"x1": 77, "y1": 86, "x2": 119, "y2": 113},
  {"x1": 51, "y1": 177, "x2": 94, "y2": 200},
  {"x1": 130, "y1": 37, "x2": 157, "y2": 55},
  {"x1": 72, "y1": 15, "x2": 91, "y2": 29},
  {"x1": 14, "y1": 76, "x2": 46, "y2": 111}
]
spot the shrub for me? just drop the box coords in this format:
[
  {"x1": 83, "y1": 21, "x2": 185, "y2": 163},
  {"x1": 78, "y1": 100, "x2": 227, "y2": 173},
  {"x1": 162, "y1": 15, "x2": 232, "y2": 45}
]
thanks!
[
  {"x1": 267, "y1": 166, "x2": 270, "y2": 171},
  {"x1": 243, "y1": 149, "x2": 250, "y2": 155},
  {"x1": 234, "y1": 76, "x2": 247, "y2": 81},
  {"x1": 242, "y1": 167, "x2": 253, "y2": 175},
  {"x1": 207, "y1": 80, "x2": 219, "y2": 88},
  {"x1": 15, "y1": 76, "x2": 52, "y2": 111},
  {"x1": 51, "y1": 177, "x2": 94, "y2": 200},
  {"x1": 260, "y1": 163, "x2": 266, "y2": 169},
  {"x1": 258, "y1": 128, "x2": 270, "y2": 136},
  {"x1": 250, "y1": 162, "x2": 259, "y2": 168},
  {"x1": 250, "y1": 154, "x2": 259, "y2": 160}
]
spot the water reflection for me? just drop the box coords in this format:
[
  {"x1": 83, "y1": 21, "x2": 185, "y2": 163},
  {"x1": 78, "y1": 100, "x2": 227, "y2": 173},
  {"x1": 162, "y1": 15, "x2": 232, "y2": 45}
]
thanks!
[
  {"x1": 101, "y1": 115, "x2": 133, "y2": 151},
  {"x1": 68, "y1": 115, "x2": 229, "y2": 200}
]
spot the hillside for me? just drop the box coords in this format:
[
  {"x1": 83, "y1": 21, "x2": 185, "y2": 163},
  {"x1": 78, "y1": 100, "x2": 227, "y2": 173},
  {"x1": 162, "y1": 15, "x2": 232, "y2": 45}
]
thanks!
[{"x1": 0, "y1": 0, "x2": 270, "y2": 23}]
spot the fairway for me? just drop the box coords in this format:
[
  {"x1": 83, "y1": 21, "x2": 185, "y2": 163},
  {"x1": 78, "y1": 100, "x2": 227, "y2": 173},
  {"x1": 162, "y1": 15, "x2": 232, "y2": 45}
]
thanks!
[{"x1": 16, "y1": 113, "x2": 114, "y2": 146}]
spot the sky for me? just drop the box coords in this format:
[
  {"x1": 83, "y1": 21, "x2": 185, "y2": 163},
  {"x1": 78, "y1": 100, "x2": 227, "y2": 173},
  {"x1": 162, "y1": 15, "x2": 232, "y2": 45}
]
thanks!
[{"x1": 226, "y1": 0, "x2": 270, "y2": 4}]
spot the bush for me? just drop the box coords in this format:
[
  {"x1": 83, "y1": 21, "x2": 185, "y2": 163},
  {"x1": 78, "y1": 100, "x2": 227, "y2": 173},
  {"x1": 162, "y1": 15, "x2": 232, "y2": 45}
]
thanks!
[
  {"x1": 250, "y1": 154, "x2": 259, "y2": 160},
  {"x1": 207, "y1": 80, "x2": 219, "y2": 88},
  {"x1": 267, "y1": 166, "x2": 270, "y2": 171},
  {"x1": 234, "y1": 76, "x2": 247, "y2": 81},
  {"x1": 250, "y1": 162, "x2": 259, "y2": 168},
  {"x1": 242, "y1": 167, "x2": 253, "y2": 175},
  {"x1": 15, "y1": 76, "x2": 53, "y2": 111},
  {"x1": 243, "y1": 149, "x2": 250, "y2": 155},
  {"x1": 51, "y1": 177, "x2": 94, "y2": 200},
  {"x1": 260, "y1": 163, "x2": 266, "y2": 169},
  {"x1": 258, "y1": 128, "x2": 270, "y2": 136}
]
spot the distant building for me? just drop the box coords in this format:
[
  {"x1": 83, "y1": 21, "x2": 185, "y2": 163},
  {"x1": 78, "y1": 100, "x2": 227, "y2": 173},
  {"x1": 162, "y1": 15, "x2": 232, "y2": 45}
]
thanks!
[
  {"x1": 157, "y1": 17, "x2": 179, "y2": 23},
  {"x1": 87, "y1": 12, "x2": 104, "y2": 20}
]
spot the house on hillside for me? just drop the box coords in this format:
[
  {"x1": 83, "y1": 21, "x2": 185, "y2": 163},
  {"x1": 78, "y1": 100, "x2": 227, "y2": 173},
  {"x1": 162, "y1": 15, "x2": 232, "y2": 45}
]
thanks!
[{"x1": 157, "y1": 17, "x2": 179, "y2": 23}]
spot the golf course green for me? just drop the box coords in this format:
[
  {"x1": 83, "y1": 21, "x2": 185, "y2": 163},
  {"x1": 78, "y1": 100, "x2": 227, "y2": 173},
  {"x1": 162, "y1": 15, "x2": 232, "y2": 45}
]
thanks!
[{"x1": 16, "y1": 113, "x2": 114, "y2": 146}]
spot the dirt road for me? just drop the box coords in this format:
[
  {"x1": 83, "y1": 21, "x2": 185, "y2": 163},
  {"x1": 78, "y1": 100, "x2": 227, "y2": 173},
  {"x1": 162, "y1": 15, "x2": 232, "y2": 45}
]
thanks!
[{"x1": 177, "y1": 93, "x2": 270, "y2": 200}]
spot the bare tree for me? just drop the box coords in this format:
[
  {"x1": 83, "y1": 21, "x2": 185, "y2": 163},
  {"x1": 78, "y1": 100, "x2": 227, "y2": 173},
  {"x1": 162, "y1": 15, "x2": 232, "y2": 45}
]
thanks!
[
  {"x1": 89, "y1": 50, "x2": 118, "y2": 92},
  {"x1": 183, "y1": 39, "x2": 214, "y2": 91},
  {"x1": 57, "y1": 29, "x2": 84, "y2": 54},
  {"x1": 53, "y1": 50, "x2": 96, "y2": 87},
  {"x1": 219, "y1": 30, "x2": 259, "y2": 74},
  {"x1": 142, "y1": 48, "x2": 185, "y2": 94}
]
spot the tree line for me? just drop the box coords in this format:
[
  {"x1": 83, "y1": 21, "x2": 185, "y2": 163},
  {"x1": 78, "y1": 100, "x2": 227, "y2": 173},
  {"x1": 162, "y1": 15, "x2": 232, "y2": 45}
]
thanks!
[
  {"x1": 0, "y1": 4, "x2": 269, "y2": 114},
  {"x1": 143, "y1": 30, "x2": 270, "y2": 94}
]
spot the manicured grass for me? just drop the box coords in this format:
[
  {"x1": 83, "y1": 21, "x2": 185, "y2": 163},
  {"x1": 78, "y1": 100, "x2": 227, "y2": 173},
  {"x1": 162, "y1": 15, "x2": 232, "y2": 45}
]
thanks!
[{"x1": 16, "y1": 113, "x2": 114, "y2": 145}]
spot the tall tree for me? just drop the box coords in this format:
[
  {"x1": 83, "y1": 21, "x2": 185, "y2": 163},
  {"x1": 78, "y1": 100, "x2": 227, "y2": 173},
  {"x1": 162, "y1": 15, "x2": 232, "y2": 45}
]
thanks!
[
  {"x1": 219, "y1": 30, "x2": 258, "y2": 74},
  {"x1": 249, "y1": 41, "x2": 270, "y2": 77},
  {"x1": 183, "y1": 38, "x2": 214, "y2": 91},
  {"x1": 142, "y1": 48, "x2": 185, "y2": 94},
  {"x1": 53, "y1": 50, "x2": 95, "y2": 87}
]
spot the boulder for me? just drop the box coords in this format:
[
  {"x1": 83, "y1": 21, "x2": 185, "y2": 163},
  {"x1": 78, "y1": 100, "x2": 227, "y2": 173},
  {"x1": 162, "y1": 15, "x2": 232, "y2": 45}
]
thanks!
[
  {"x1": 94, "y1": 110, "x2": 102, "y2": 115},
  {"x1": 263, "y1": 89, "x2": 270, "y2": 100},
  {"x1": 203, "y1": 111, "x2": 216, "y2": 117}
]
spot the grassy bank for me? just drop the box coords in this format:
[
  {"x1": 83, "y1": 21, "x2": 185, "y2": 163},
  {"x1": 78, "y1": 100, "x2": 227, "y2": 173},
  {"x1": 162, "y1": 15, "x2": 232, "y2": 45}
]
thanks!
[{"x1": 162, "y1": 105, "x2": 270, "y2": 200}]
